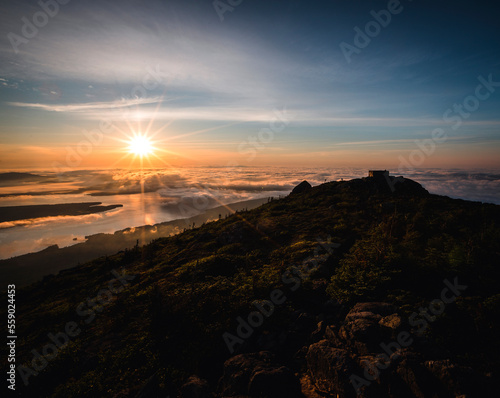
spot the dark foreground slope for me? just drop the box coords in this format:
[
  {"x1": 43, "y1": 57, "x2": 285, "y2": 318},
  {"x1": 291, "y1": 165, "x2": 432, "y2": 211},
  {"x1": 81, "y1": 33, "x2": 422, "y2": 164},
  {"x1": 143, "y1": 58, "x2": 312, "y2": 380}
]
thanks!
[{"x1": 2, "y1": 176, "x2": 500, "y2": 398}]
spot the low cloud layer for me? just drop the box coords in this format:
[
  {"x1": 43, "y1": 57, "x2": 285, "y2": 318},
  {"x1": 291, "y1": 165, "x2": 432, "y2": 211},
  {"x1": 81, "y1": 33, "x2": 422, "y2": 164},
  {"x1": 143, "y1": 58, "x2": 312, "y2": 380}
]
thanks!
[{"x1": 1, "y1": 167, "x2": 498, "y2": 205}]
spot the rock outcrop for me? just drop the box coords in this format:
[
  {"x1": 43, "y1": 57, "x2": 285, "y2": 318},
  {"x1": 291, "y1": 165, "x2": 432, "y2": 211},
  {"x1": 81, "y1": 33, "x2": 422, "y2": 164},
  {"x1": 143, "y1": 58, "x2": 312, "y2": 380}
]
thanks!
[
  {"x1": 291, "y1": 180, "x2": 312, "y2": 194},
  {"x1": 304, "y1": 302, "x2": 491, "y2": 398}
]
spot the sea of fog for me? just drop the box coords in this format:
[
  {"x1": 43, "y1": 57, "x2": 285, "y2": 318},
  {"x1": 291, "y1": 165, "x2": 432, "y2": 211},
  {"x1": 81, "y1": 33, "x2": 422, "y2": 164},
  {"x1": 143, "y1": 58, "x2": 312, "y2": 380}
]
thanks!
[{"x1": 0, "y1": 167, "x2": 499, "y2": 259}]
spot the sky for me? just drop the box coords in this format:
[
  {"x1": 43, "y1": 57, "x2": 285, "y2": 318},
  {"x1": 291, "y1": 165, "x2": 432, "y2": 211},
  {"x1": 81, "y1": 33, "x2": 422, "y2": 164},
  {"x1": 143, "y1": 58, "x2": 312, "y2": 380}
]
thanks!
[{"x1": 0, "y1": 0, "x2": 499, "y2": 170}]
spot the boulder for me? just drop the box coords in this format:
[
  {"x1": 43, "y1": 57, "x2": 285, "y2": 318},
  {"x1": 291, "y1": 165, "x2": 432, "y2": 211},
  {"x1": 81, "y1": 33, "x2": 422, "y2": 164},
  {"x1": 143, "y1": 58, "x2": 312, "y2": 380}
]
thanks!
[
  {"x1": 339, "y1": 315, "x2": 383, "y2": 355},
  {"x1": 324, "y1": 325, "x2": 343, "y2": 347},
  {"x1": 387, "y1": 349, "x2": 436, "y2": 398},
  {"x1": 338, "y1": 303, "x2": 400, "y2": 355},
  {"x1": 219, "y1": 351, "x2": 301, "y2": 397},
  {"x1": 353, "y1": 355, "x2": 390, "y2": 396},
  {"x1": 306, "y1": 339, "x2": 357, "y2": 397},
  {"x1": 379, "y1": 313, "x2": 402, "y2": 330},
  {"x1": 180, "y1": 376, "x2": 211, "y2": 398},
  {"x1": 378, "y1": 313, "x2": 403, "y2": 340},
  {"x1": 345, "y1": 311, "x2": 383, "y2": 323},
  {"x1": 347, "y1": 302, "x2": 397, "y2": 317}
]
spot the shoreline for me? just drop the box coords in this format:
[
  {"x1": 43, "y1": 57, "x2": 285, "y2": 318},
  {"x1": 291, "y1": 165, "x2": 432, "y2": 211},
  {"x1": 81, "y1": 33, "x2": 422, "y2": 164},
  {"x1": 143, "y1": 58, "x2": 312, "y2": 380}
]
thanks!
[{"x1": 0, "y1": 196, "x2": 271, "y2": 287}]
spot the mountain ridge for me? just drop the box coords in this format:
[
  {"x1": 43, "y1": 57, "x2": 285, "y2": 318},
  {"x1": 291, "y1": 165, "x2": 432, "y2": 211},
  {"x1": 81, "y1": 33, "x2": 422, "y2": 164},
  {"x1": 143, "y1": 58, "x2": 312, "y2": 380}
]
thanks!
[{"x1": 2, "y1": 175, "x2": 499, "y2": 398}]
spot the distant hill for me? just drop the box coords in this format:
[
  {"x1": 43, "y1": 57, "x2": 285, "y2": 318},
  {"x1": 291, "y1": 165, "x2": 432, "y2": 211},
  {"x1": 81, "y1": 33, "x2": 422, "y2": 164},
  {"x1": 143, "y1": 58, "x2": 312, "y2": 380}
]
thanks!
[
  {"x1": 0, "y1": 172, "x2": 45, "y2": 181},
  {"x1": 1, "y1": 175, "x2": 499, "y2": 398}
]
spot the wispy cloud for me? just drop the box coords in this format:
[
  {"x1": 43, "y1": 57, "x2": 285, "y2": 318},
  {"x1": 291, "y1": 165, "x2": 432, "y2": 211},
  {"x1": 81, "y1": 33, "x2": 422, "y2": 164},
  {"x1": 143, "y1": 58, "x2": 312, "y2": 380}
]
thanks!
[
  {"x1": 6, "y1": 97, "x2": 164, "y2": 112},
  {"x1": 335, "y1": 135, "x2": 500, "y2": 147}
]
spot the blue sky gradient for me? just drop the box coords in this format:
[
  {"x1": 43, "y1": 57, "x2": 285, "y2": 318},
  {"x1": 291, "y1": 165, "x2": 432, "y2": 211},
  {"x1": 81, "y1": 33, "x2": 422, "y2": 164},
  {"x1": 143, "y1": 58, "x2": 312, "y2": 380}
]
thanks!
[{"x1": 0, "y1": 0, "x2": 499, "y2": 169}]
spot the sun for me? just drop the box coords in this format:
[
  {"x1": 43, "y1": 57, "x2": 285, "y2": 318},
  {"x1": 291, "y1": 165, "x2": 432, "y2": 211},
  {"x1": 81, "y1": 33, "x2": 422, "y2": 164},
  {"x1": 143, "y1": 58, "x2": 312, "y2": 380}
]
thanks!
[{"x1": 128, "y1": 134, "x2": 154, "y2": 157}]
